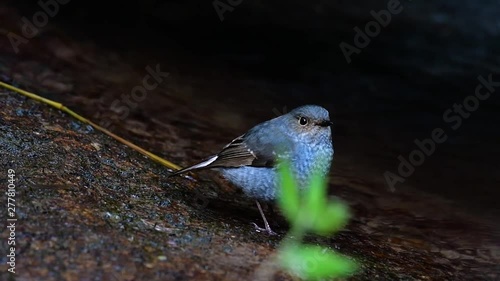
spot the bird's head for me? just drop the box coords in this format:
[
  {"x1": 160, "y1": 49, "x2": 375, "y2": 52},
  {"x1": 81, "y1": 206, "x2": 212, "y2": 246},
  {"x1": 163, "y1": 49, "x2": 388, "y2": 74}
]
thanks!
[{"x1": 282, "y1": 105, "x2": 333, "y2": 143}]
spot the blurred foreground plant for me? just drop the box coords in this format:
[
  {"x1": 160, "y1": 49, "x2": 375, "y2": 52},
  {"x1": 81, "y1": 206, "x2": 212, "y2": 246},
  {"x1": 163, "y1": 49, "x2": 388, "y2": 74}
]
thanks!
[{"x1": 277, "y1": 161, "x2": 357, "y2": 280}]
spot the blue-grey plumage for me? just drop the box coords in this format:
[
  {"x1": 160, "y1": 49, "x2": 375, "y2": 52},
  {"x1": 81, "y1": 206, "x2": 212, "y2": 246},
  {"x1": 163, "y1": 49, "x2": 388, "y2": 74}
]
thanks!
[
  {"x1": 170, "y1": 105, "x2": 334, "y2": 234},
  {"x1": 219, "y1": 105, "x2": 334, "y2": 201}
]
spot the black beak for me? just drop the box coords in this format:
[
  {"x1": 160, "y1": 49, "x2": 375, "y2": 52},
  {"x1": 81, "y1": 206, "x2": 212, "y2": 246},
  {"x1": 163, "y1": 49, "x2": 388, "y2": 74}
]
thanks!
[{"x1": 317, "y1": 120, "x2": 333, "y2": 127}]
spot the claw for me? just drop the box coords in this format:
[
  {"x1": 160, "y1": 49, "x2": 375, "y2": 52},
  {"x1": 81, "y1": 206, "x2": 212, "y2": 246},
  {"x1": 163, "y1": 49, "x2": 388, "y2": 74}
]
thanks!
[{"x1": 252, "y1": 222, "x2": 277, "y2": 235}]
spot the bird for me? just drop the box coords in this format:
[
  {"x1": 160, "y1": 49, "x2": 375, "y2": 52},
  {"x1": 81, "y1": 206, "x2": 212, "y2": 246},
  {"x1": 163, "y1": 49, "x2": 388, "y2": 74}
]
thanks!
[{"x1": 170, "y1": 105, "x2": 334, "y2": 235}]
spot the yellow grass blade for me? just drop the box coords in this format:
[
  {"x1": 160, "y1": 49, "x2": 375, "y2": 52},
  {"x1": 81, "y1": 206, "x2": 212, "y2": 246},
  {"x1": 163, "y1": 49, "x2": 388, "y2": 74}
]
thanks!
[{"x1": 0, "y1": 80, "x2": 181, "y2": 171}]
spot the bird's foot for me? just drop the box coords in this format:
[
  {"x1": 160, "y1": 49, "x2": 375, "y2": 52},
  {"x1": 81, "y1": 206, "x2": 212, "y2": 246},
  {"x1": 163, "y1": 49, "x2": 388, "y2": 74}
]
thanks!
[{"x1": 252, "y1": 222, "x2": 277, "y2": 235}]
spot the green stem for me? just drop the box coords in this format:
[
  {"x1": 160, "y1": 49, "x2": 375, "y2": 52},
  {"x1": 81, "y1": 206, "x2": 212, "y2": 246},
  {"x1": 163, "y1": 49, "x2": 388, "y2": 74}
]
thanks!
[{"x1": 280, "y1": 213, "x2": 308, "y2": 251}]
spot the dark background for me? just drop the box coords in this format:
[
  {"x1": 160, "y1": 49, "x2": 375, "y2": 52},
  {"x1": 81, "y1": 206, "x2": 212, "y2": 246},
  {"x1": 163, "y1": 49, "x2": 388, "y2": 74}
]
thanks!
[{"x1": 1, "y1": 0, "x2": 499, "y2": 279}]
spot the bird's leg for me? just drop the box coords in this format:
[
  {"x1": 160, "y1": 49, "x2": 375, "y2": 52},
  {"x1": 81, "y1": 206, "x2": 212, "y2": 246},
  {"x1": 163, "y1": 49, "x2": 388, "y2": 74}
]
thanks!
[{"x1": 252, "y1": 200, "x2": 277, "y2": 235}]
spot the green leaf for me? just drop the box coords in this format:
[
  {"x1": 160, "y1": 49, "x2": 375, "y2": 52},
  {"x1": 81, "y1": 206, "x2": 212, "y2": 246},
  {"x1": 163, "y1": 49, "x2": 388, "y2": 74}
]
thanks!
[
  {"x1": 279, "y1": 245, "x2": 357, "y2": 280},
  {"x1": 277, "y1": 160, "x2": 300, "y2": 222},
  {"x1": 312, "y1": 202, "x2": 351, "y2": 236},
  {"x1": 300, "y1": 170, "x2": 328, "y2": 229}
]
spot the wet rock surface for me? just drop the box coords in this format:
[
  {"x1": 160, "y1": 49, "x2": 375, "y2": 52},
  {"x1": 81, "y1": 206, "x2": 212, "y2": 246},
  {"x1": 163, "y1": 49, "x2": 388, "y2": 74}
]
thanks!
[{"x1": 1, "y1": 2, "x2": 500, "y2": 280}]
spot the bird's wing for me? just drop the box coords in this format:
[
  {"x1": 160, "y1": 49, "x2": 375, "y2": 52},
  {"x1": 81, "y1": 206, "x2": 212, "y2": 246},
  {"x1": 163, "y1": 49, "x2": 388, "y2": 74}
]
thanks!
[
  {"x1": 210, "y1": 134, "x2": 276, "y2": 167},
  {"x1": 169, "y1": 133, "x2": 277, "y2": 177}
]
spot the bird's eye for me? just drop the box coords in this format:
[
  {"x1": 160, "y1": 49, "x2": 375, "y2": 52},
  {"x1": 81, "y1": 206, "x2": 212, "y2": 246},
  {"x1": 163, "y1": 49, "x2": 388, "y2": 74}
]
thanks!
[{"x1": 298, "y1": 117, "x2": 308, "y2": 126}]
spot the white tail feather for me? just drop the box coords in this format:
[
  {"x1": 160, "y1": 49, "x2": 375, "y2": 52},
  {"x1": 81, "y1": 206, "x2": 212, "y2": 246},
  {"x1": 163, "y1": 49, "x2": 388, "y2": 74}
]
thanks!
[{"x1": 170, "y1": 155, "x2": 218, "y2": 176}]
